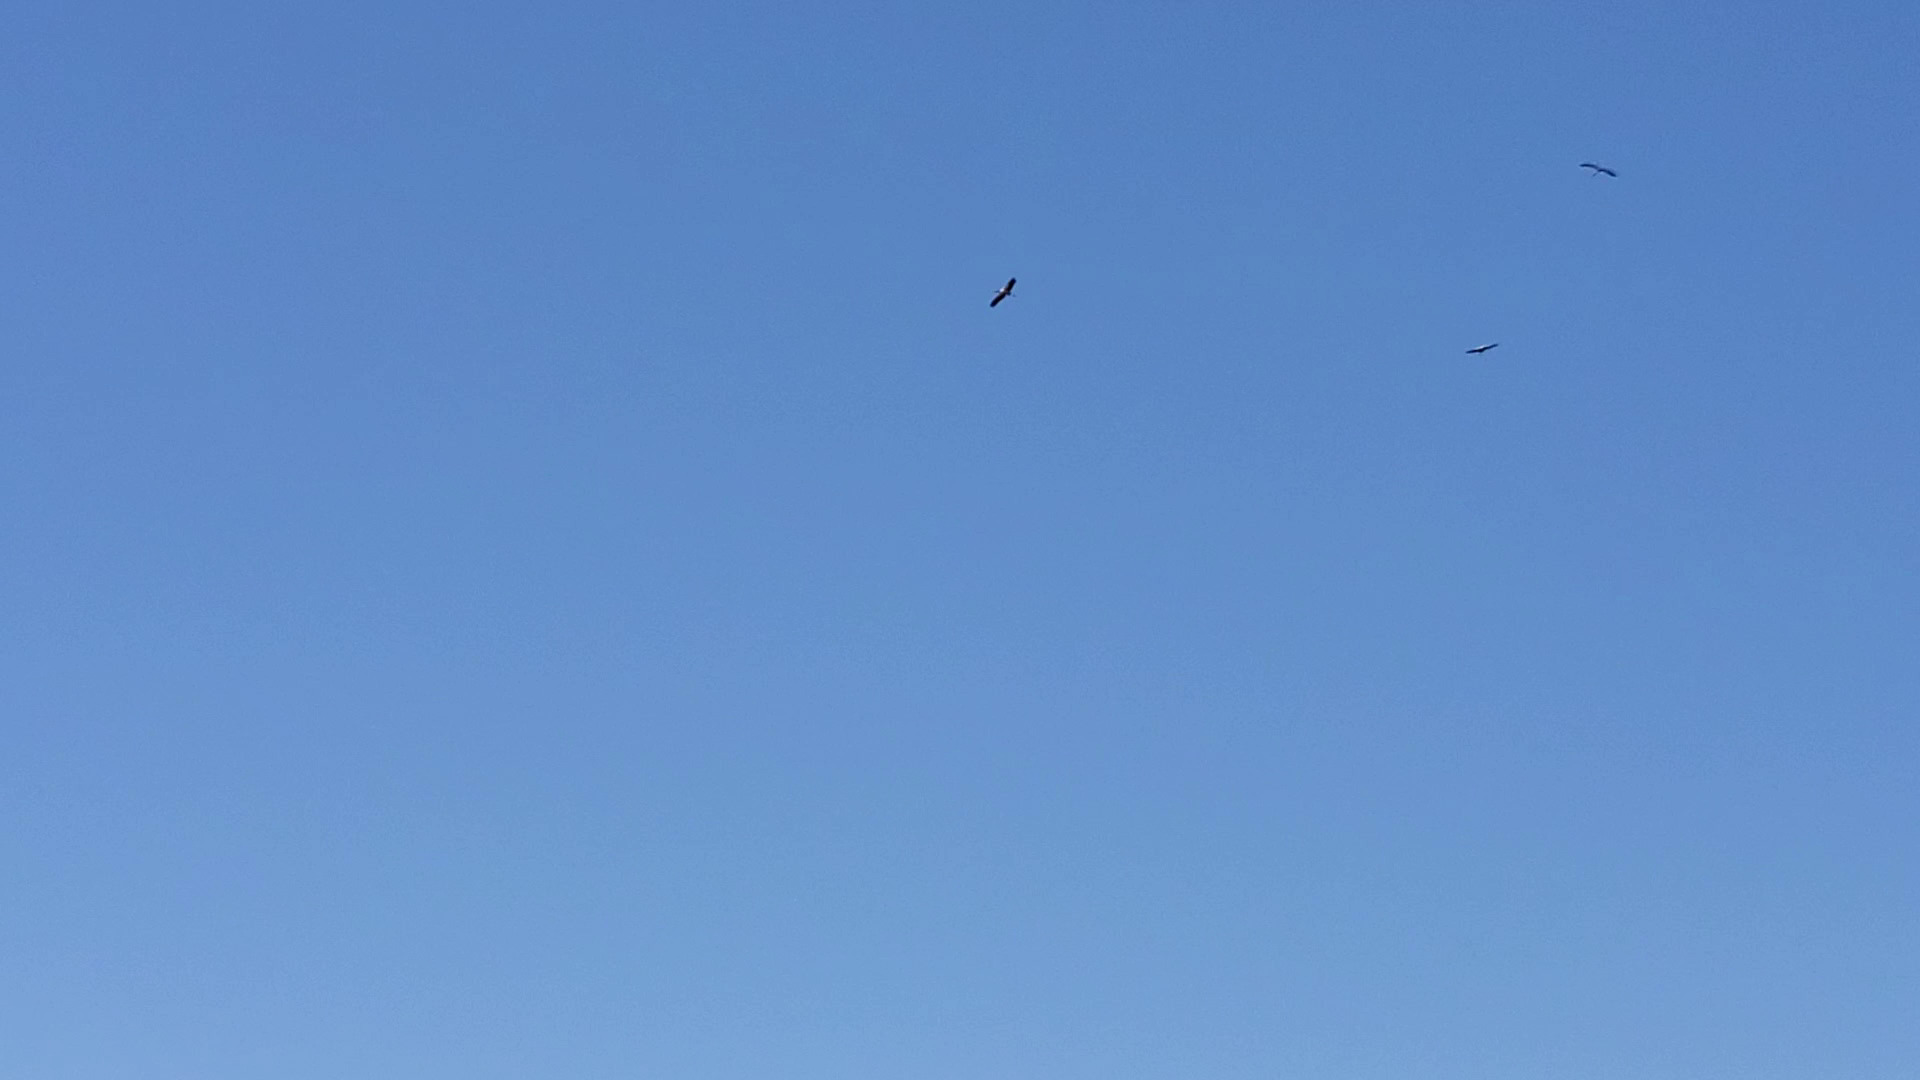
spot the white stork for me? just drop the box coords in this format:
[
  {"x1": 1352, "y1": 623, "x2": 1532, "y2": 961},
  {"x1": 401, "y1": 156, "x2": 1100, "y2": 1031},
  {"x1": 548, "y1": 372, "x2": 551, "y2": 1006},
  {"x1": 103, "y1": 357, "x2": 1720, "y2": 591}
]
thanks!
[
  {"x1": 989, "y1": 277, "x2": 1016, "y2": 307},
  {"x1": 1580, "y1": 162, "x2": 1618, "y2": 177},
  {"x1": 1465, "y1": 342, "x2": 1500, "y2": 355}
]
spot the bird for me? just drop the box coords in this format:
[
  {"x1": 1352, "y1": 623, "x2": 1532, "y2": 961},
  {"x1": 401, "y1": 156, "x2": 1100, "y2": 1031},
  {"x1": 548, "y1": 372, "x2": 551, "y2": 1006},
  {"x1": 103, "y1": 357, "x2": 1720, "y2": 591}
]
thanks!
[
  {"x1": 989, "y1": 277, "x2": 1016, "y2": 307},
  {"x1": 1579, "y1": 162, "x2": 1618, "y2": 177},
  {"x1": 1465, "y1": 342, "x2": 1500, "y2": 354}
]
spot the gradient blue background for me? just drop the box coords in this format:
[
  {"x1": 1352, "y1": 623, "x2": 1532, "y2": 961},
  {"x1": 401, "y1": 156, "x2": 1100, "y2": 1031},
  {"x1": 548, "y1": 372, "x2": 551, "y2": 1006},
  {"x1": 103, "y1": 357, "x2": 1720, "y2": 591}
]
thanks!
[{"x1": 4, "y1": 3, "x2": 1916, "y2": 1077}]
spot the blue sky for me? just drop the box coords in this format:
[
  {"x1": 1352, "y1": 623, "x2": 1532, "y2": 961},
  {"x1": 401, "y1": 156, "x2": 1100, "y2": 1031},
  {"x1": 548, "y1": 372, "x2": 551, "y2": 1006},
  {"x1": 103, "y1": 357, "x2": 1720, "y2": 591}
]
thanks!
[{"x1": 3, "y1": 3, "x2": 1916, "y2": 1077}]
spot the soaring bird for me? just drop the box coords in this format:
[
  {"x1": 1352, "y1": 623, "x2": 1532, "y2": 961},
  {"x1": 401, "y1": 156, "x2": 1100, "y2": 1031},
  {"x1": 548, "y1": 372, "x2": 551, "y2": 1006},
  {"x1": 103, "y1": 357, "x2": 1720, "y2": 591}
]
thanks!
[
  {"x1": 1465, "y1": 342, "x2": 1500, "y2": 355},
  {"x1": 989, "y1": 277, "x2": 1016, "y2": 307},
  {"x1": 1580, "y1": 162, "x2": 1618, "y2": 177}
]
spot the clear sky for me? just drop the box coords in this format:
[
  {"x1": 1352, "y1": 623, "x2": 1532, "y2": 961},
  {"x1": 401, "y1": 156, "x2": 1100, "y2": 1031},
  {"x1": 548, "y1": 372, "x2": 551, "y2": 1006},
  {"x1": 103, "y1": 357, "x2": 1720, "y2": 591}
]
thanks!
[{"x1": 4, "y1": 3, "x2": 1917, "y2": 1077}]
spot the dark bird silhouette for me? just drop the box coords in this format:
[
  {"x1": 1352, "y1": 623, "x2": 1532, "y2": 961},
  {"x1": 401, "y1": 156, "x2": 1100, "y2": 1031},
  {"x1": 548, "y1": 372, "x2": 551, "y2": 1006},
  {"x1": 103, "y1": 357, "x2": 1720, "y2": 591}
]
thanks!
[
  {"x1": 989, "y1": 277, "x2": 1016, "y2": 307},
  {"x1": 1465, "y1": 342, "x2": 1500, "y2": 355},
  {"x1": 1580, "y1": 162, "x2": 1618, "y2": 177}
]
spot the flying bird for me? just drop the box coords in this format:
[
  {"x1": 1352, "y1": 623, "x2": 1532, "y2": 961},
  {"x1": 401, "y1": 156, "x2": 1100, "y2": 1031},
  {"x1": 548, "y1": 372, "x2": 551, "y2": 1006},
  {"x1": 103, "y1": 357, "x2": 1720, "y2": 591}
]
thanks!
[
  {"x1": 1465, "y1": 342, "x2": 1500, "y2": 354},
  {"x1": 1580, "y1": 162, "x2": 1618, "y2": 177},
  {"x1": 989, "y1": 277, "x2": 1016, "y2": 307}
]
